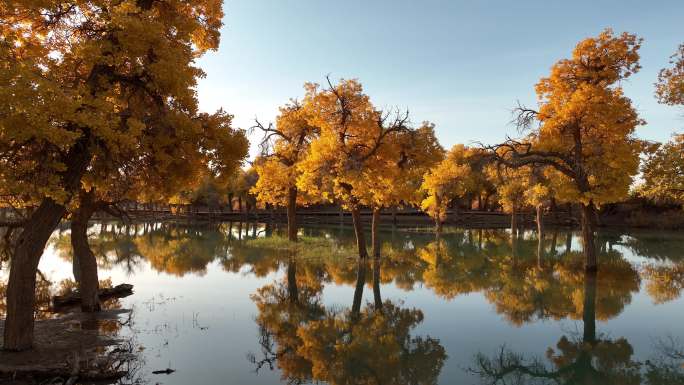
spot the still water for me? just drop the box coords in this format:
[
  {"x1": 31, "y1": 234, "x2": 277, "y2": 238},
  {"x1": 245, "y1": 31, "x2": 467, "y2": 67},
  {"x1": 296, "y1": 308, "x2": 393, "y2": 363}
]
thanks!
[{"x1": 6, "y1": 222, "x2": 684, "y2": 384}]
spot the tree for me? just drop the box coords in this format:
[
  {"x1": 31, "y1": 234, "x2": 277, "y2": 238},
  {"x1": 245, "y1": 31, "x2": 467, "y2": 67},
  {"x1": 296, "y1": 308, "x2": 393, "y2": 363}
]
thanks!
[
  {"x1": 420, "y1": 145, "x2": 471, "y2": 232},
  {"x1": 420, "y1": 145, "x2": 492, "y2": 233},
  {"x1": 367, "y1": 122, "x2": 442, "y2": 255},
  {"x1": 655, "y1": 43, "x2": 684, "y2": 106},
  {"x1": 639, "y1": 134, "x2": 684, "y2": 206},
  {"x1": 71, "y1": 110, "x2": 246, "y2": 312},
  {"x1": 252, "y1": 100, "x2": 320, "y2": 241},
  {"x1": 524, "y1": 167, "x2": 553, "y2": 250},
  {"x1": 0, "y1": 0, "x2": 227, "y2": 350},
  {"x1": 486, "y1": 162, "x2": 531, "y2": 237},
  {"x1": 487, "y1": 29, "x2": 644, "y2": 271},
  {"x1": 226, "y1": 167, "x2": 258, "y2": 214},
  {"x1": 297, "y1": 78, "x2": 420, "y2": 258}
]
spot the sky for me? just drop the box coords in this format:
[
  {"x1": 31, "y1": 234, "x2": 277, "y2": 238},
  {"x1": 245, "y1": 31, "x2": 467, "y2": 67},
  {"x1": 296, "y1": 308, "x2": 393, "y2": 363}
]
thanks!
[{"x1": 195, "y1": 0, "x2": 684, "y2": 160}]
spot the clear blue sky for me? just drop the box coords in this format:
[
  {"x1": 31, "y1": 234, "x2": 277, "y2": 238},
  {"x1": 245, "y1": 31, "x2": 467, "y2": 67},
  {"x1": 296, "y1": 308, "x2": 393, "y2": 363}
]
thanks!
[{"x1": 195, "y1": 0, "x2": 684, "y2": 159}]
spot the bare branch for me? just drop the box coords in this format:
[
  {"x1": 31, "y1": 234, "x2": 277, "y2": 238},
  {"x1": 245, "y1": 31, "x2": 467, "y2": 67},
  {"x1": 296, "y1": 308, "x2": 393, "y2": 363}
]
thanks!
[{"x1": 511, "y1": 101, "x2": 539, "y2": 133}]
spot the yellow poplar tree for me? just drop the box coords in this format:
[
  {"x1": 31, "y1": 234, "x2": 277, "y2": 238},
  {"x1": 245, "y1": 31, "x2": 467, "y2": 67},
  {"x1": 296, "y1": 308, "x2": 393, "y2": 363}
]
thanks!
[
  {"x1": 297, "y1": 78, "x2": 423, "y2": 258},
  {"x1": 365, "y1": 122, "x2": 443, "y2": 255},
  {"x1": 0, "y1": 0, "x2": 228, "y2": 350},
  {"x1": 486, "y1": 162, "x2": 532, "y2": 237},
  {"x1": 251, "y1": 100, "x2": 320, "y2": 241},
  {"x1": 420, "y1": 146, "x2": 471, "y2": 232},
  {"x1": 420, "y1": 145, "x2": 492, "y2": 232},
  {"x1": 488, "y1": 29, "x2": 644, "y2": 271},
  {"x1": 72, "y1": 110, "x2": 247, "y2": 312}
]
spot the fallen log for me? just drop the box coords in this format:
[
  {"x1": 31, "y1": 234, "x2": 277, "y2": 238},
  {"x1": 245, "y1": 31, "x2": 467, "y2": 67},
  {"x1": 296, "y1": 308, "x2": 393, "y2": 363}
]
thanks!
[
  {"x1": 152, "y1": 368, "x2": 176, "y2": 375},
  {"x1": 52, "y1": 284, "x2": 134, "y2": 309}
]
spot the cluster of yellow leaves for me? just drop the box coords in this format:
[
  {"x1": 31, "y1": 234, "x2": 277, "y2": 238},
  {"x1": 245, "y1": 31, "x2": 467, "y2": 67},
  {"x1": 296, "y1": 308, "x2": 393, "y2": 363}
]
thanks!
[
  {"x1": 419, "y1": 145, "x2": 471, "y2": 223},
  {"x1": 531, "y1": 29, "x2": 644, "y2": 206},
  {"x1": 251, "y1": 102, "x2": 319, "y2": 207},
  {"x1": 485, "y1": 163, "x2": 530, "y2": 214},
  {"x1": 419, "y1": 143, "x2": 501, "y2": 223},
  {"x1": 0, "y1": 0, "x2": 247, "y2": 210},
  {"x1": 639, "y1": 134, "x2": 684, "y2": 206},
  {"x1": 295, "y1": 79, "x2": 441, "y2": 211},
  {"x1": 655, "y1": 43, "x2": 684, "y2": 106}
]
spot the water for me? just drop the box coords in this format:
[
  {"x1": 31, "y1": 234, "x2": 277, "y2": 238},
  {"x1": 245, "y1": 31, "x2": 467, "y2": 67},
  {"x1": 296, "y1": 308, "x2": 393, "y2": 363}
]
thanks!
[{"x1": 3, "y1": 222, "x2": 684, "y2": 384}]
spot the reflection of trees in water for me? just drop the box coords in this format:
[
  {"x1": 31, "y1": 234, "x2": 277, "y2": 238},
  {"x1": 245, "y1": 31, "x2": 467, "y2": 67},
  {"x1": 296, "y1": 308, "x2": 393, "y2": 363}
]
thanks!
[
  {"x1": 413, "y1": 230, "x2": 641, "y2": 326},
  {"x1": 46, "y1": 223, "x2": 684, "y2": 311},
  {"x1": 622, "y1": 231, "x2": 684, "y2": 305},
  {"x1": 250, "y1": 257, "x2": 447, "y2": 385},
  {"x1": 642, "y1": 263, "x2": 684, "y2": 304},
  {"x1": 483, "y1": 249, "x2": 640, "y2": 326},
  {"x1": 470, "y1": 271, "x2": 684, "y2": 385},
  {"x1": 249, "y1": 257, "x2": 325, "y2": 383},
  {"x1": 51, "y1": 221, "x2": 252, "y2": 277},
  {"x1": 621, "y1": 231, "x2": 684, "y2": 262},
  {"x1": 9, "y1": 222, "x2": 684, "y2": 383}
]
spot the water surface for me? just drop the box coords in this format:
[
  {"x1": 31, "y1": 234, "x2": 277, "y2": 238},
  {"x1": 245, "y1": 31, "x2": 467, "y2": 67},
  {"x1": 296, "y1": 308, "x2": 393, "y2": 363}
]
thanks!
[{"x1": 4, "y1": 222, "x2": 684, "y2": 384}]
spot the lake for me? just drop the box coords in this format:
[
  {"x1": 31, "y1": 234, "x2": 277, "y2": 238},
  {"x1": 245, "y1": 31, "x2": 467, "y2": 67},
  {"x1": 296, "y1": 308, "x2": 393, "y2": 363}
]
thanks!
[{"x1": 3, "y1": 221, "x2": 684, "y2": 384}]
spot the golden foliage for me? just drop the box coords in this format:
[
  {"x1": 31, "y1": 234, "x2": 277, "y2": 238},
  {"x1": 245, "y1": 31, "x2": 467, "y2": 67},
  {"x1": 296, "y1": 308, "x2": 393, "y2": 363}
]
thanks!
[
  {"x1": 639, "y1": 134, "x2": 684, "y2": 206},
  {"x1": 0, "y1": 0, "x2": 247, "y2": 210},
  {"x1": 656, "y1": 43, "x2": 684, "y2": 106},
  {"x1": 296, "y1": 79, "x2": 442, "y2": 211}
]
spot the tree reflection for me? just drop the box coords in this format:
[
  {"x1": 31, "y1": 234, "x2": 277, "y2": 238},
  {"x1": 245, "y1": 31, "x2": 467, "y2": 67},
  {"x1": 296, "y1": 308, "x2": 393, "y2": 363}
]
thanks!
[
  {"x1": 250, "y1": 254, "x2": 447, "y2": 385},
  {"x1": 471, "y1": 271, "x2": 639, "y2": 384},
  {"x1": 8, "y1": 221, "x2": 684, "y2": 383},
  {"x1": 470, "y1": 269, "x2": 683, "y2": 385},
  {"x1": 52, "y1": 222, "x2": 239, "y2": 277},
  {"x1": 626, "y1": 232, "x2": 684, "y2": 305}
]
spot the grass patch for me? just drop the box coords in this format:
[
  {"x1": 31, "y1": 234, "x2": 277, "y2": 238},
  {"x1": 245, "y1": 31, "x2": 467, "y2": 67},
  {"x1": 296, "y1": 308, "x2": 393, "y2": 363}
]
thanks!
[{"x1": 245, "y1": 235, "x2": 356, "y2": 260}]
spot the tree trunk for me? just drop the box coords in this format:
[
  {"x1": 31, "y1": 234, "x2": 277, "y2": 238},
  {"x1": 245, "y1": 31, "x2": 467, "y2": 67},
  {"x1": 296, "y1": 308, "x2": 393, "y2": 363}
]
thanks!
[
  {"x1": 583, "y1": 270, "x2": 597, "y2": 344},
  {"x1": 71, "y1": 191, "x2": 101, "y2": 313},
  {"x1": 537, "y1": 234, "x2": 544, "y2": 268},
  {"x1": 510, "y1": 208, "x2": 518, "y2": 238},
  {"x1": 536, "y1": 204, "x2": 544, "y2": 238},
  {"x1": 435, "y1": 218, "x2": 443, "y2": 234},
  {"x1": 4, "y1": 201, "x2": 66, "y2": 351},
  {"x1": 286, "y1": 187, "x2": 297, "y2": 242},
  {"x1": 483, "y1": 193, "x2": 491, "y2": 211},
  {"x1": 351, "y1": 207, "x2": 368, "y2": 258},
  {"x1": 287, "y1": 258, "x2": 298, "y2": 304},
  {"x1": 4, "y1": 136, "x2": 91, "y2": 351},
  {"x1": 581, "y1": 202, "x2": 597, "y2": 272},
  {"x1": 373, "y1": 257, "x2": 382, "y2": 311},
  {"x1": 536, "y1": 204, "x2": 544, "y2": 267},
  {"x1": 72, "y1": 252, "x2": 81, "y2": 283},
  {"x1": 435, "y1": 195, "x2": 444, "y2": 234},
  {"x1": 351, "y1": 259, "x2": 366, "y2": 320},
  {"x1": 391, "y1": 206, "x2": 397, "y2": 225},
  {"x1": 371, "y1": 207, "x2": 381, "y2": 258}
]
